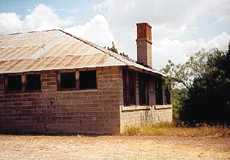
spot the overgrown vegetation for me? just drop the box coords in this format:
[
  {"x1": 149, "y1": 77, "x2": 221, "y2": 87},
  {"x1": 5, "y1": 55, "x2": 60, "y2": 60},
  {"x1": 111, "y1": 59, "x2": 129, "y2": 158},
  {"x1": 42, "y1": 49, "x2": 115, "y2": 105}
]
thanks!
[
  {"x1": 161, "y1": 42, "x2": 230, "y2": 125},
  {"x1": 107, "y1": 42, "x2": 118, "y2": 53},
  {"x1": 123, "y1": 122, "x2": 230, "y2": 137}
]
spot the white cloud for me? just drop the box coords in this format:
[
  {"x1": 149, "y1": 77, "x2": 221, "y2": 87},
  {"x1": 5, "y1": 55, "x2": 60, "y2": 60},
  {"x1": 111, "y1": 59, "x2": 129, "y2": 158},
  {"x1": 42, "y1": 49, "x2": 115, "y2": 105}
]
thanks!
[
  {"x1": 65, "y1": 14, "x2": 114, "y2": 47},
  {"x1": 24, "y1": 4, "x2": 63, "y2": 31},
  {"x1": 0, "y1": 4, "x2": 114, "y2": 47},
  {"x1": 0, "y1": 13, "x2": 22, "y2": 34},
  {"x1": 200, "y1": 0, "x2": 230, "y2": 23},
  {"x1": 94, "y1": 0, "x2": 230, "y2": 69},
  {"x1": 154, "y1": 32, "x2": 230, "y2": 69},
  {"x1": 95, "y1": 0, "x2": 230, "y2": 27},
  {"x1": 0, "y1": 4, "x2": 63, "y2": 33},
  {"x1": 95, "y1": 0, "x2": 198, "y2": 28}
]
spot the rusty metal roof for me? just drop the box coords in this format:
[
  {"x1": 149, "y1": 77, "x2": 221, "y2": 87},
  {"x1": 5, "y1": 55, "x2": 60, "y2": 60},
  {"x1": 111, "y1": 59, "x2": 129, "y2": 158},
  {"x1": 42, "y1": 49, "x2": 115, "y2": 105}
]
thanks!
[{"x1": 0, "y1": 29, "x2": 163, "y2": 75}]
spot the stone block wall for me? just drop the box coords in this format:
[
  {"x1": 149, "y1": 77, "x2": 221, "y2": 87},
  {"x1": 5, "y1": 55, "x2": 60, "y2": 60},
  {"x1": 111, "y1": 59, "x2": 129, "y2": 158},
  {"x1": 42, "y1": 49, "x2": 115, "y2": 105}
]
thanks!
[
  {"x1": 0, "y1": 67, "x2": 123, "y2": 134},
  {"x1": 0, "y1": 66, "x2": 172, "y2": 135}
]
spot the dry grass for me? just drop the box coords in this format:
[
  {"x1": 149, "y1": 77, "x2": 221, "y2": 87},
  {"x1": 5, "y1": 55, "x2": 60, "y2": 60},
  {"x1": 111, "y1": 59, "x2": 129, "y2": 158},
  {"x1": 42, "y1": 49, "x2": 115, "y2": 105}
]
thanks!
[{"x1": 123, "y1": 122, "x2": 230, "y2": 137}]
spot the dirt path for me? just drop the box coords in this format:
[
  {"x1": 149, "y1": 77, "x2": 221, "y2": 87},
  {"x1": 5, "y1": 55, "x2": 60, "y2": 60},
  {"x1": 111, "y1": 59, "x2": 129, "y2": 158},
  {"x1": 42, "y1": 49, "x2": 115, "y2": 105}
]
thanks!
[{"x1": 0, "y1": 135, "x2": 229, "y2": 160}]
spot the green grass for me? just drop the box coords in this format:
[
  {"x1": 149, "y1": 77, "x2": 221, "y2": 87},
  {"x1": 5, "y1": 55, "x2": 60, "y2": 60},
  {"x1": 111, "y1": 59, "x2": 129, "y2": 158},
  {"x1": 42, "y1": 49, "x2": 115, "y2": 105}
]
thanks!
[{"x1": 123, "y1": 122, "x2": 230, "y2": 137}]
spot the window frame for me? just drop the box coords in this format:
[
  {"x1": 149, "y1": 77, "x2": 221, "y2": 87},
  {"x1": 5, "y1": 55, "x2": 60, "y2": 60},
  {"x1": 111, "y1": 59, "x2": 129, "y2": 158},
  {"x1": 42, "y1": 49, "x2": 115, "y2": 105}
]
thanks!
[
  {"x1": 79, "y1": 70, "x2": 97, "y2": 90},
  {"x1": 138, "y1": 73, "x2": 149, "y2": 106},
  {"x1": 57, "y1": 69, "x2": 97, "y2": 91},
  {"x1": 4, "y1": 74, "x2": 23, "y2": 92},
  {"x1": 164, "y1": 85, "x2": 171, "y2": 104},
  {"x1": 25, "y1": 73, "x2": 42, "y2": 92},
  {"x1": 58, "y1": 70, "x2": 78, "y2": 91},
  {"x1": 123, "y1": 68, "x2": 137, "y2": 106},
  {"x1": 155, "y1": 78, "x2": 163, "y2": 105}
]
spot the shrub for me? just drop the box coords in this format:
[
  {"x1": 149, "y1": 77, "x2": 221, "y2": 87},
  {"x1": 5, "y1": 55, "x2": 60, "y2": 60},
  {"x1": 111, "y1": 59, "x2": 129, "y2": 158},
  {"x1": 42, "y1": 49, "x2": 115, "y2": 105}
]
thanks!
[{"x1": 123, "y1": 122, "x2": 230, "y2": 137}]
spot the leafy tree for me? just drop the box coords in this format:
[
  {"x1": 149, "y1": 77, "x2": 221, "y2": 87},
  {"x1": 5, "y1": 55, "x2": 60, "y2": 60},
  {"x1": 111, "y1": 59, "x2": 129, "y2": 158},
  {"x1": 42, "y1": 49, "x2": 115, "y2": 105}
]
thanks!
[
  {"x1": 181, "y1": 45, "x2": 230, "y2": 124},
  {"x1": 161, "y1": 49, "x2": 211, "y2": 120},
  {"x1": 171, "y1": 88, "x2": 187, "y2": 120},
  {"x1": 161, "y1": 42, "x2": 230, "y2": 124},
  {"x1": 161, "y1": 50, "x2": 210, "y2": 89}
]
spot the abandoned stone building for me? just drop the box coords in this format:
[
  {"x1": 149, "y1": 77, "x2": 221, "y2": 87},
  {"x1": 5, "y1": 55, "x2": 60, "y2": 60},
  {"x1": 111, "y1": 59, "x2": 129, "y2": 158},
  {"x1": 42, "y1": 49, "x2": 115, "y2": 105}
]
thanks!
[{"x1": 0, "y1": 23, "x2": 172, "y2": 134}]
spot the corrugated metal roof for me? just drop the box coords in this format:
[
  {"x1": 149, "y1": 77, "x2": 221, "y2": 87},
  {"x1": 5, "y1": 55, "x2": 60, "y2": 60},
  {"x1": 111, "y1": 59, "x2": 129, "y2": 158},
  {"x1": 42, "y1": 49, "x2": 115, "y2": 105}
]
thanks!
[{"x1": 0, "y1": 29, "x2": 163, "y2": 75}]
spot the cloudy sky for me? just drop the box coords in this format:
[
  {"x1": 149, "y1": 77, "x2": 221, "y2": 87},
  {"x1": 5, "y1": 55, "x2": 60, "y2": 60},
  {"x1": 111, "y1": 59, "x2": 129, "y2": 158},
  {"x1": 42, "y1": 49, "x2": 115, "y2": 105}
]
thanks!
[{"x1": 0, "y1": 0, "x2": 229, "y2": 69}]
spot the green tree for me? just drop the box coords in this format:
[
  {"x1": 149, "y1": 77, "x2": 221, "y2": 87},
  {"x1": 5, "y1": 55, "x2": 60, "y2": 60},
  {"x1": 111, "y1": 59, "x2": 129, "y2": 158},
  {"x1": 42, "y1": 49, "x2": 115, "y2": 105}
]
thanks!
[
  {"x1": 181, "y1": 45, "x2": 230, "y2": 124},
  {"x1": 161, "y1": 43, "x2": 230, "y2": 123},
  {"x1": 161, "y1": 50, "x2": 210, "y2": 89},
  {"x1": 161, "y1": 49, "x2": 211, "y2": 120}
]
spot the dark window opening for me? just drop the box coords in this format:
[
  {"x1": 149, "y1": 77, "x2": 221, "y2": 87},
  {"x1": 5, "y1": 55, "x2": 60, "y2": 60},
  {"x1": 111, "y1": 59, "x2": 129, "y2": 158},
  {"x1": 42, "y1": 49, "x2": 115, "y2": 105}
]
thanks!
[
  {"x1": 60, "y1": 72, "x2": 76, "y2": 89},
  {"x1": 155, "y1": 78, "x2": 163, "y2": 105},
  {"x1": 123, "y1": 69, "x2": 136, "y2": 106},
  {"x1": 139, "y1": 73, "x2": 149, "y2": 105},
  {"x1": 165, "y1": 86, "x2": 171, "y2": 104},
  {"x1": 26, "y1": 74, "x2": 41, "y2": 91},
  {"x1": 79, "y1": 70, "x2": 97, "y2": 89},
  {"x1": 6, "y1": 75, "x2": 22, "y2": 91}
]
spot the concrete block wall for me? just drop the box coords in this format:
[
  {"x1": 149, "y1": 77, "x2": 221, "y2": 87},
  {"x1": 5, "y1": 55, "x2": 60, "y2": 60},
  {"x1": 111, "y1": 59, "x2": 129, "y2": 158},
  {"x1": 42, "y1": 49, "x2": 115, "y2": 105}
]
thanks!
[
  {"x1": 0, "y1": 67, "x2": 123, "y2": 134},
  {"x1": 120, "y1": 106, "x2": 172, "y2": 133},
  {"x1": 119, "y1": 69, "x2": 172, "y2": 133},
  {"x1": 0, "y1": 66, "x2": 172, "y2": 135}
]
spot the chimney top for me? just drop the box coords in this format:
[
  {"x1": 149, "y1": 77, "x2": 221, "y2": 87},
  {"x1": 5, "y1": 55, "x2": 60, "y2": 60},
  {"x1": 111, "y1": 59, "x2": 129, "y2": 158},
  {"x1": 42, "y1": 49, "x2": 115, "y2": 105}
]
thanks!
[
  {"x1": 136, "y1": 23, "x2": 152, "y2": 44},
  {"x1": 136, "y1": 22, "x2": 152, "y2": 28},
  {"x1": 136, "y1": 22, "x2": 152, "y2": 67}
]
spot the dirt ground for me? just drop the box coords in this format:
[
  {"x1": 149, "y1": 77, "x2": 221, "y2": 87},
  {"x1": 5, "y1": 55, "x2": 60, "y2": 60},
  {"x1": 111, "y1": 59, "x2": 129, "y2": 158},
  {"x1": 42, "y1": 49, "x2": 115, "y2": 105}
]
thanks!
[{"x1": 0, "y1": 135, "x2": 229, "y2": 160}]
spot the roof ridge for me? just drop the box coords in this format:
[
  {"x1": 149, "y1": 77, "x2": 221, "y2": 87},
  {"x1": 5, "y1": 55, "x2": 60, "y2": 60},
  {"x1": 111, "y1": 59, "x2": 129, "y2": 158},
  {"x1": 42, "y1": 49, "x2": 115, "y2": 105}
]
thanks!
[
  {"x1": 0, "y1": 29, "x2": 61, "y2": 36},
  {"x1": 0, "y1": 28, "x2": 163, "y2": 75},
  {"x1": 58, "y1": 30, "x2": 163, "y2": 75},
  {"x1": 59, "y1": 29, "x2": 131, "y2": 66},
  {"x1": 0, "y1": 29, "x2": 153, "y2": 69}
]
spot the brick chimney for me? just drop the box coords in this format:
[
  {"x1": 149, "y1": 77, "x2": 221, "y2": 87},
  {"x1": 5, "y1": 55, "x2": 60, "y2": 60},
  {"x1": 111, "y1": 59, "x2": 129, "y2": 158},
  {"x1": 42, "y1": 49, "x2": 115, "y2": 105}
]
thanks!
[{"x1": 136, "y1": 23, "x2": 152, "y2": 67}]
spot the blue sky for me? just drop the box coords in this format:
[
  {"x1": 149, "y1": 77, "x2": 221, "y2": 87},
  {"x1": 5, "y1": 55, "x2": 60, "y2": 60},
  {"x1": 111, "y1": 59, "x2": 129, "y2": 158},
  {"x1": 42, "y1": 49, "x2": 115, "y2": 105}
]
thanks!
[
  {"x1": 0, "y1": 0, "x2": 229, "y2": 69},
  {"x1": 0, "y1": 1, "x2": 94, "y2": 21}
]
